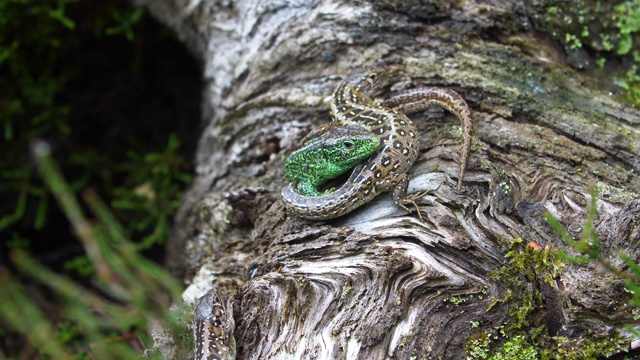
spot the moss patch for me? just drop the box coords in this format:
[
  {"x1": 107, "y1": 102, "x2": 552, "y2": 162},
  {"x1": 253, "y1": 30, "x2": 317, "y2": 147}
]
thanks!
[{"x1": 465, "y1": 239, "x2": 629, "y2": 359}]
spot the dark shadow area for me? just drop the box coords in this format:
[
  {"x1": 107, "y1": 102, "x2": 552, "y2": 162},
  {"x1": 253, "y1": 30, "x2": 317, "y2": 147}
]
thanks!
[{"x1": 0, "y1": 3, "x2": 201, "y2": 275}]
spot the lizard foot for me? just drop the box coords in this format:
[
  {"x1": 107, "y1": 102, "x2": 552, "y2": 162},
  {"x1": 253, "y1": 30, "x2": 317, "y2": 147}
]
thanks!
[{"x1": 396, "y1": 190, "x2": 430, "y2": 221}]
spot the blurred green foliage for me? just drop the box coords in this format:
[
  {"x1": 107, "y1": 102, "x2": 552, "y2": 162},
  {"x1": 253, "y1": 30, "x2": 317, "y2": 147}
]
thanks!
[
  {"x1": 0, "y1": 1, "x2": 197, "y2": 357},
  {"x1": 541, "y1": 0, "x2": 640, "y2": 106},
  {"x1": 0, "y1": 0, "x2": 195, "y2": 275},
  {"x1": 546, "y1": 186, "x2": 640, "y2": 338},
  {"x1": 0, "y1": 141, "x2": 188, "y2": 359}
]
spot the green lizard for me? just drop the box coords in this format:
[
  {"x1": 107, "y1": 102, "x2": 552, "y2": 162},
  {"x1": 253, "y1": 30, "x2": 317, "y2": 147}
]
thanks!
[
  {"x1": 281, "y1": 66, "x2": 473, "y2": 220},
  {"x1": 284, "y1": 124, "x2": 380, "y2": 197}
]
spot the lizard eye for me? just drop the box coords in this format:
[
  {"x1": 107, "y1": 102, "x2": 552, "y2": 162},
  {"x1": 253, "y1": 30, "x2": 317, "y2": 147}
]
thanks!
[
  {"x1": 367, "y1": 73, "x2": 377, "y2": 83},
  {"x1": 343, "y1": 141, "x2": 354, "y2": 149}
]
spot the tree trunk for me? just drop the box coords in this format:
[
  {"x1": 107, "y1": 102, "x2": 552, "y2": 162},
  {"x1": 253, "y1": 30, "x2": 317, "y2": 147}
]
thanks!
[{"x1": 136, "y1": 0, "x2": 640, "y2": 358}]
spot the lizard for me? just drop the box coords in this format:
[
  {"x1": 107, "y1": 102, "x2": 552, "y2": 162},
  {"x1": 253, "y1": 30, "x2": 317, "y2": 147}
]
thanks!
[
  {"x1": 193, "y1": 289, "x2": 236, "y2": 360},
  {"x1": 281, "y1": 66, "x2": 473, "y2": 220}
]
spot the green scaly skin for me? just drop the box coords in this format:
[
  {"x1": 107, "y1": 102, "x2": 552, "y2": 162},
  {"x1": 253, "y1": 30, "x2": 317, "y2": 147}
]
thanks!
[{"x1": 284, "y1": 124, "x2": 380, "y2": 197}]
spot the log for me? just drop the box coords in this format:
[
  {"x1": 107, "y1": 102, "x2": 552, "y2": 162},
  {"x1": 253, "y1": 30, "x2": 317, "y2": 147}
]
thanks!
[{"x1": 136, "y1": 0, "x2": 640, "y2": 358}]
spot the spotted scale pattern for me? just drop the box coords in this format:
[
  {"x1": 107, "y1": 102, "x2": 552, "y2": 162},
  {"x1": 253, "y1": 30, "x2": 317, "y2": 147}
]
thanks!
[
  {"x1": 282, "y1": 68, "x2": 420, "y2": 220},
  {"x1": 281, "y1": 67, "x2": 474, "y2": 220},
  {"x1": 193, "y1": 289, "x2": 236, "y2": 360},
  {"x1": 379, "y1": 87, "x2": 473, "y2": 190}
]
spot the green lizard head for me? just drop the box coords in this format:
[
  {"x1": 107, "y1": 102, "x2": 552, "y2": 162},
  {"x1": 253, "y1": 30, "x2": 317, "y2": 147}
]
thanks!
[{"x1": 284, "y1": 125, "x2": 380, "y2": 197}]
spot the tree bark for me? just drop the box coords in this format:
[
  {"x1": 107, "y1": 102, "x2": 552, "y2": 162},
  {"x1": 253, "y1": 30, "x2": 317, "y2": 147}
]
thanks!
[{"x1": 136, "y1": 0, "x2": 640, "y2": 358}]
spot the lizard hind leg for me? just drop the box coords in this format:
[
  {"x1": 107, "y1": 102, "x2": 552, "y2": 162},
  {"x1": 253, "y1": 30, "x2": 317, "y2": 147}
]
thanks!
[{"x1": 391, "y1": 173, "x2": 429, "y2": 221}]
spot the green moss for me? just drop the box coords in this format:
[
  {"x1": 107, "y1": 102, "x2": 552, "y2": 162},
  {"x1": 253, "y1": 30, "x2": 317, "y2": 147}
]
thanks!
[
  {"x1": 466, "y1": 242, "x2": 552, "y2": 359},
  {"x1": 445, "y1": 295, "x2": 464, "y2": 305},
  {"x1": 466, "y1": 234, "x2": 629, "y2": 359},
  {"x1": 565, "y1": 33, "x2": 582, "y2": 49},
  {"x1": 614, "y1": 0, "x2": 640, "y2": 52},
  {"x1": 465, "y1": 331, "x2": 492, "y2": 359},
  {"x1": 581, "y1": 26, "x2": 589, "y2": 37},
  {"x1": 341, "y1": 283, "x2": 352, "y2": 299},
  {"x1": 543, "y1": 335, "x2": 629, "y2": 359},
  {"x1": 492, "y1": 335, "x2": 538, "y2": 360},
  {"x1": 617, "y1": 64, "x2": 640, "y2": 106}
]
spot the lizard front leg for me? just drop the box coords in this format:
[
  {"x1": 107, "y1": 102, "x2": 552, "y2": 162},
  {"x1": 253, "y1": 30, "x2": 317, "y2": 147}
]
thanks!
[{"x1": 391, "y1": 173, "x2": 430, "y2": 221}]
